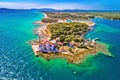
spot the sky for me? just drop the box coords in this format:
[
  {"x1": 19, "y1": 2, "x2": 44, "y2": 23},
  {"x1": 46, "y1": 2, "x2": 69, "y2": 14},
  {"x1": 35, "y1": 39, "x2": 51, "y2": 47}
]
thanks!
[{"x1": 0, "y1": 0, "x2": 119, "y2": 10}]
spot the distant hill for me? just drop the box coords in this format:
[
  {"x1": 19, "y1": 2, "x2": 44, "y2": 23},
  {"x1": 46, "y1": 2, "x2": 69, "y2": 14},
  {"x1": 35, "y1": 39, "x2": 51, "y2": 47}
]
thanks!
[
  {"x1": 0, "y1": 8, "x2": 11, "y2": 10},
  {"x1": 35, "y1": 8, "x2": 120, "y2": 12},
  {"x1": 0, "y1": 8, "x2": 120, "y2": 12}
]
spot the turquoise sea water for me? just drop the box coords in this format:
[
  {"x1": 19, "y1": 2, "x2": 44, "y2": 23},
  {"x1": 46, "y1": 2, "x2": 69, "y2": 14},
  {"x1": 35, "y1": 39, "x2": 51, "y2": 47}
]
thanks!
[{"x1": 0, "y1": 10, "x2": 120, "y2": 80}]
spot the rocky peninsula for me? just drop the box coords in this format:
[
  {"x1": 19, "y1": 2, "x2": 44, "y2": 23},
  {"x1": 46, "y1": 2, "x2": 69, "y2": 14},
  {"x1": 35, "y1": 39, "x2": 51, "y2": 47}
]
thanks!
[{"x1": 30, "y1": 12, "x2": 112, "y2": 64}]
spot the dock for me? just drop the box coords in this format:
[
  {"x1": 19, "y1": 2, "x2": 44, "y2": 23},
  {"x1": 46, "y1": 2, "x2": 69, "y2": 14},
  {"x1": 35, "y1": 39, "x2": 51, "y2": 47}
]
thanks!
[{"x1": 32, "y1": 45, "x2": 39, "y2": 56}]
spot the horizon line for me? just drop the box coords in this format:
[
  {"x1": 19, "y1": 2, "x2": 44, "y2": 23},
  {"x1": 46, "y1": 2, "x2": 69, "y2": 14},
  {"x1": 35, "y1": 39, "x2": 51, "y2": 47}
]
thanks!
[{"x1": 0, "y1": 8, "x2": 120, "y2": 11}]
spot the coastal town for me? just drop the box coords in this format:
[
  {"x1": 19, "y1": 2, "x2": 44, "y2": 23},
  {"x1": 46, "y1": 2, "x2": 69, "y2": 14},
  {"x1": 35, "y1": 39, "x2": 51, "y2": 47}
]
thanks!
[{"x1": 30, "y1": 12, "x2": 111, "y2": 64}]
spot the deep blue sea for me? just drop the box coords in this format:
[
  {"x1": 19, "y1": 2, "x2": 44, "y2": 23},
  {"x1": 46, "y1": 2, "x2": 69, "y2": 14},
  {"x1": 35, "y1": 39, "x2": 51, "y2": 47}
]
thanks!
[{"x1": 0, "y1": 10, "x2": 120, "y2": 80}]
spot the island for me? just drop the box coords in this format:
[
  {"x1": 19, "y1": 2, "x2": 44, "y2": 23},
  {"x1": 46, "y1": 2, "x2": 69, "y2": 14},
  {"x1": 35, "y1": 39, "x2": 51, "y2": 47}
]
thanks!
[{"x1": 30, "y1": 12, "x2": 112, "y2": 64}]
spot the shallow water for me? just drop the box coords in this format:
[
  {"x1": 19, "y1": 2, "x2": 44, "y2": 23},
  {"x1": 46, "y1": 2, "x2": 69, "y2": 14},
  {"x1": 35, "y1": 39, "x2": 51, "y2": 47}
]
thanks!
[{"x1": 0, "y1": 10, "x2": 120, "y2": 80}]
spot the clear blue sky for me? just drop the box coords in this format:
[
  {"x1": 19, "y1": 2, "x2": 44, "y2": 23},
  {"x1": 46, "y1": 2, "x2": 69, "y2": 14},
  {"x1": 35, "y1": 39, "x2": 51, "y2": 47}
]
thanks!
[{"x1": 0, "y1": 0, "x2": 119, "y2": 10}]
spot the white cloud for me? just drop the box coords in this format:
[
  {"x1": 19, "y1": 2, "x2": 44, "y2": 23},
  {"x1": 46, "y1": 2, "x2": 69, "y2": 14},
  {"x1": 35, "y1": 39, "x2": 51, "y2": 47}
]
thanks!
[
  {"x1": 0, "y1": 2, "x2": 39, "y2": 9},
  {"x1": 38, "y1": 3, "x2": 90, "y2": 10},
  {"x1": 0, "y1": 2, "x2": 101, "y2": 10}
]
